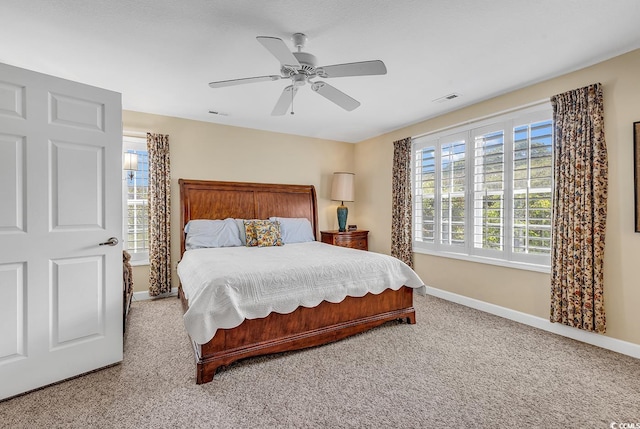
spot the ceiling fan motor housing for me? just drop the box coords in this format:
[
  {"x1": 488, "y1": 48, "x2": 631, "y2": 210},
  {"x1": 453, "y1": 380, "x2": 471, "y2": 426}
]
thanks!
[{"x1": 289, "y1": 52, "x2": 317, "y2": 75}]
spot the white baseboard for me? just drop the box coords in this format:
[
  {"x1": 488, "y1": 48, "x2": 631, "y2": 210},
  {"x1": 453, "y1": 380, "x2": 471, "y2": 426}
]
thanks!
[
  {"x1": 132, "y1": 287, "x2": 179, "y2": 302},
  {"x1": 424, "y1": 286, "x2": 640, "y2": 360}
]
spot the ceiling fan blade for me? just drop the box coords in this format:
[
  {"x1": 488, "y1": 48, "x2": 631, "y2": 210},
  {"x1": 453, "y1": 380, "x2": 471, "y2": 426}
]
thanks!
[
  {"x1": 317, "y1": 60, "x2": 387, "y2": 78},
  {"x1": 257, "y1": 36, "x2": 301, "y2": 69},
  {"x1": 209, "y1": 75, "x2": 281, "y2": 88},
  {"x1": 271, "y1": 85, "x2": 298, "y2": 116},
  {"x1": 311, "y1": 81, "x2": 360, "y2": 111}
]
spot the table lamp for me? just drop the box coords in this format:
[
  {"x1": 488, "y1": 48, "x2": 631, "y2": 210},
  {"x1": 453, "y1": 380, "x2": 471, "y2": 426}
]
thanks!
[{"x1": 331, "y1": 172, "x2": 354, "y2": 232}]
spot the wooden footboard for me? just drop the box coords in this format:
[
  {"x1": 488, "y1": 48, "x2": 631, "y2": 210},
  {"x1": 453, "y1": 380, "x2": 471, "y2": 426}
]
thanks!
[{"x1": 179, "y1": 286, "x2": 415, "y2": 384}]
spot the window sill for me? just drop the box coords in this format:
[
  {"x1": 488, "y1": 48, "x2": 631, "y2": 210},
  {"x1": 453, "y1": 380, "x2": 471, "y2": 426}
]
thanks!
[
  {"x1": 129, "y1": 259, "x2": 149, "y2": 267},
  {"x1": 413, "y1": 247, "x2": 550, "y2": 274}
]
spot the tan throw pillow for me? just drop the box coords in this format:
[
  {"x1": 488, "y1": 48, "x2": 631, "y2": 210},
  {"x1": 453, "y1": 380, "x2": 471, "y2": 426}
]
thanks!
[{"x1": 243, "y1": 220, "x2": 284, "y2": 247}]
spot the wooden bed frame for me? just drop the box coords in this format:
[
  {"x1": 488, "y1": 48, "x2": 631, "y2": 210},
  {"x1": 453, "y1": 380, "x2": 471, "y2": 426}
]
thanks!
[{"x1": 178, "y1": 179, "x2": 416, "y2": 384}]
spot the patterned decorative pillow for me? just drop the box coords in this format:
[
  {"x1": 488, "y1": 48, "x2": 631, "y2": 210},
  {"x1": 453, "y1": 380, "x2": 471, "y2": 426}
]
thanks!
[{"x1": 243, "y1": 220, "x2": 284, "y2": 247}]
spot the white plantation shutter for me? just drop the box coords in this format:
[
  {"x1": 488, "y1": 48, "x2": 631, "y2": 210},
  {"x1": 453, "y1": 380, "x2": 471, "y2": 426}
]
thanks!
[
  {"x1": 414, "y1": 144, "x2": 436, "y2": 243},
  {"x1": 123, "y1": 136, "x2": 150, "y2": 262},
  {"x1": 440, "y1": 138, "x2": 466, "y2": 246},
  {"x1": 473, "y1": 127, "x2": 505, "y2": 254},
  {"x1": 512, "y1": 119, "x2": 553, "y2": 263},
  {"x1": 412, "y1": 104, "x2": 552, "y2": 270}
]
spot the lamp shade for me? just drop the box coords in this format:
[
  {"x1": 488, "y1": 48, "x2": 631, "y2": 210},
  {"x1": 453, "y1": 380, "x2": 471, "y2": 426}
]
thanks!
[
  {"x1": 331, "y1": 172, "x2": 355, "y2": 202},
  {"x1": 123, "y1": 152, "x2": 138, "y2": 171}
]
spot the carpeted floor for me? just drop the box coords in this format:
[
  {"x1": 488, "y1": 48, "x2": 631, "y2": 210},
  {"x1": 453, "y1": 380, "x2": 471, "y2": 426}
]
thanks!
[{"x1": 1, "y1": 294, "x2": 639, "y2": 428}]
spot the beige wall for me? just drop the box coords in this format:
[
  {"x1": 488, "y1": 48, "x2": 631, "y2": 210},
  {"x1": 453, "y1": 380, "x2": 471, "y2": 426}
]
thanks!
[
  {"x1": 122, "y1": 112, "x2": 354, "y2": 292},
  {"x1": 122, "y1": 49, "x2": 640, "y2": 346},
  {"x1": 355, "y1": 48, "x2": 640, "y2": 346}
]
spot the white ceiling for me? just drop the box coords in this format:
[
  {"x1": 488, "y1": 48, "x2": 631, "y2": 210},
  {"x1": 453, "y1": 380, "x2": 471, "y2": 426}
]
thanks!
[{"x1": 2, "y1": 0, "x2": 640, "y2": 143}]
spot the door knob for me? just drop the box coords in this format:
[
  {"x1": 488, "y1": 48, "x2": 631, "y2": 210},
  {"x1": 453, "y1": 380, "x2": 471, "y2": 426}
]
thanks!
[{"x1": 98, "y1": 237, "x2": 119, "y2": 246}]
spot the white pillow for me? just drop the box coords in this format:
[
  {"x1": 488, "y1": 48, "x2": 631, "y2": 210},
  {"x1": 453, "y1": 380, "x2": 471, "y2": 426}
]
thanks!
[
  {"x1": 185, "y1": 218, "x2": 242, "y2": 250},
  {"x1": 269, "y1": 217, "x2": 315, "y2": 244},
  {"x1": 235, "y1": 219, "x2": 247, "y2": 246}
]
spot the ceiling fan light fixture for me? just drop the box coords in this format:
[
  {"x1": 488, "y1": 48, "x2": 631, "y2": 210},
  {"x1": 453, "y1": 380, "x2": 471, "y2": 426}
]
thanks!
[{"x1": 292, "y1": 74, "x2": 307, "y2": 87}]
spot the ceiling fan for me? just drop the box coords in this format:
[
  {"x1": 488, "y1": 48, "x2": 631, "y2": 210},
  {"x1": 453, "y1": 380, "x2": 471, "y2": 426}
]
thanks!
[{"x1": 208, "y1": 33, "x2": 387, "y2": 115}]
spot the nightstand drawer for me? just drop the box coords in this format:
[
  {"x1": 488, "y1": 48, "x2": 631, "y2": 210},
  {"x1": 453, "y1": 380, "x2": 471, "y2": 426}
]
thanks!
[
  {"x1": 335, "y1": 236, "x2": 367, "y2": 250},
  {"x1": 320, "y1": 230, "x2": 369, "y2": 251}
]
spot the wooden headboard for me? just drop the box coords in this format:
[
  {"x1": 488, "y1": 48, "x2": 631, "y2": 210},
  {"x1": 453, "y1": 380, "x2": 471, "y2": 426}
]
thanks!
[{"x1": 179, "y1": 179, "x2": 319, "y2": 255}]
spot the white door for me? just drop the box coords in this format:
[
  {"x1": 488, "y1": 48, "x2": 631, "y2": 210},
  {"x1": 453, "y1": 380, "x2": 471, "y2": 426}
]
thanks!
[{"x1": 0, "y1": 62, "x2": 123, "y2": 400}]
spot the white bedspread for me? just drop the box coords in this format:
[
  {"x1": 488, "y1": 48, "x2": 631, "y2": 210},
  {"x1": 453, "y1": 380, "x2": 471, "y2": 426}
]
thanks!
[{"x1": 177, "y1": 241, "x2": 426, "y2": 344}]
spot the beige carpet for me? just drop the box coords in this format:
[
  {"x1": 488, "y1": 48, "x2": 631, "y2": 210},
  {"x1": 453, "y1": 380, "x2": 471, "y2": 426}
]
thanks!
[{"x1": 1, "y1": 294, "x2": 639, "y2": 428}]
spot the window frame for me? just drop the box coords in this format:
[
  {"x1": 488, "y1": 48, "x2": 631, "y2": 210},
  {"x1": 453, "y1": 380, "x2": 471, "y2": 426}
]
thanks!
[
  {"x1": 412, "y1": 103, "x2": 553, "y2": 273},
  {"x1": 122, "y1": 135, "x2": 149, "y2": 266}
]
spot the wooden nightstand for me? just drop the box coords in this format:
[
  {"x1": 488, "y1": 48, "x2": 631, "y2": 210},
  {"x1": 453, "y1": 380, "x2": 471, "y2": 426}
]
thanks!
[{"x1": 320, "y1": 230, "x2": 369, "y2": 251}]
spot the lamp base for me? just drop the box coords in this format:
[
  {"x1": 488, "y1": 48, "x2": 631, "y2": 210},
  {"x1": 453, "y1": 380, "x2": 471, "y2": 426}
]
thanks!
[{"x1": 337, "y1": 204, "x2": 348, "y2": 232}]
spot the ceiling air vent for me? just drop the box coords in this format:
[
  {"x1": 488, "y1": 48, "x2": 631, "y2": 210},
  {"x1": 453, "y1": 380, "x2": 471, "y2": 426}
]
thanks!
[{"x1": 432, "y1": 93, "x2": 461, "y2": 103}]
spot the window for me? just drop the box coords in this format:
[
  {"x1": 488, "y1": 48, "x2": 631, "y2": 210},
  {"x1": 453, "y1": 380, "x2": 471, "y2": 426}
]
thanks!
[
  {"x1": 123, "y1": 136, "x2": 149, "y2": 264},
  {"x1": 413, "y1": 104, "x2": 553, "y2": 270}
]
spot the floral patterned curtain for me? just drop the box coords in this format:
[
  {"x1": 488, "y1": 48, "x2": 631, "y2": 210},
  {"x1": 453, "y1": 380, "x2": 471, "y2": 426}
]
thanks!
[
  {"x1": 147, "y1": 133, "x2": 171, "y2": 296},
  {"x1": 391, "y1": 137, "x2": 413, "y2": 268},
  {"x1": 550, "y1": 83, "x2": 608, "y2": 333}
]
